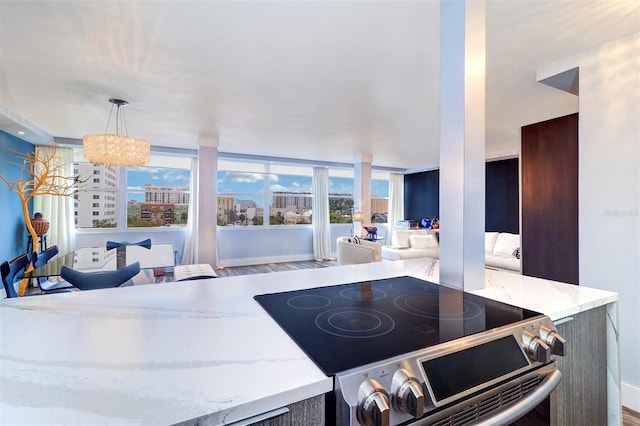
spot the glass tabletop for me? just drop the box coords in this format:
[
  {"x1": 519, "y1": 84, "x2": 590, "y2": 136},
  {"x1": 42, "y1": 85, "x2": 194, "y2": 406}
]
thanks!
[{"x1": 26, "y1": 243, "x2": 175, "y2": 278}]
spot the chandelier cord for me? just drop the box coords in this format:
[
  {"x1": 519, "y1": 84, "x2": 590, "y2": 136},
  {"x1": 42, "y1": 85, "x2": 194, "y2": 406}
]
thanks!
[
  {"x1": 104, "y1": 103, "x2": 116, "y2": 135},
  {"x1": 103, "y1": 103, "x2": 129, "y2": 136},
  {"x1": 121, "y1": 106, "x2": 128, "y2": 136}
]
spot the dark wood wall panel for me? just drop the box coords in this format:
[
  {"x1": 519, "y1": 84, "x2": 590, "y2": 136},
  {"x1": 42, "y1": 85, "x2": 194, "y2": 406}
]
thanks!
[
  {"x1": 521, "y1": 113, "x2": 579, "y2": 284},
  {"x1": 404, "y1": 169, "x2": 439, "y2": 221},
  {"x1": 486, "y1": 158, "x2": 520, "y2": 234}
]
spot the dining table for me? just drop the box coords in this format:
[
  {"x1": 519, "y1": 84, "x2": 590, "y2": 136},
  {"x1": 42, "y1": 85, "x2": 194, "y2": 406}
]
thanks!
[{"x1": 25, "y1": 243, "x2": 175, "y2": 278}]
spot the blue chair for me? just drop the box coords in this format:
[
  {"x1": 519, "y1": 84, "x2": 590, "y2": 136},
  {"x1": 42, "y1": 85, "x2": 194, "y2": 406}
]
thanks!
[
  {"x1": 106, "y1": 239, "x2": 152, "y2": 250},
  {"x1": 1, "y1": 254, "x2": 30, "y2": 298},
  {"x1": 60, "y1": 262, "x2": 141, "y2": 291},
  {"x1": 30, "y1": 246, "x2": 74, "y2": 292}
]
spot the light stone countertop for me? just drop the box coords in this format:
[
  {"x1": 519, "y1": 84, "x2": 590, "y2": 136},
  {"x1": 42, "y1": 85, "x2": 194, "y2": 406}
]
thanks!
[{"x1": 0, "y1": 258, "x2": 618, "y2": 425}]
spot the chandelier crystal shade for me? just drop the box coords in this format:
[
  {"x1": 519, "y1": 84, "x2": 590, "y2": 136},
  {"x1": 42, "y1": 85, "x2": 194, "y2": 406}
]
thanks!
[{"x1": 83, "y1": 98, "x2": 150, "y2": 166}]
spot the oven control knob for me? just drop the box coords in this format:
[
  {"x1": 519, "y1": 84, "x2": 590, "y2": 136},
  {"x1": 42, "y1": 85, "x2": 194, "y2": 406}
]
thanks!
[
  {"x1": 523, "y1": 330, "x2": 551, "y2": 364},
  {"x1": 357, "y1": 379, "x2": 390, "y2": 426},
  {"x1": 540, "y1": 325, "x2": 566, "y2": 356},
  {"x1": 391, "y1": 369, "x2": 424, "y2": 418}
]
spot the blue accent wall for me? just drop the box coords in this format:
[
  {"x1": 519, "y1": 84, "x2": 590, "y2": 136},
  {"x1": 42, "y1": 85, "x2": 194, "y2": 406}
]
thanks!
[
  {"x1": 404, "y1": 158, "x2": 520, "y2": 233},
  {"x1": 0, "y1": 131, "x2": 34, "y2": 262}
]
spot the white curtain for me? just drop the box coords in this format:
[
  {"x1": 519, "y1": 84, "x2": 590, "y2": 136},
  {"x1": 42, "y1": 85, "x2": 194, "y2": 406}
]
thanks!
[
  {"x1": 182, "y1": 157, "x2": 199, "y2": 265},
  {"x1": 387, "y1": 172, "x2": 404, "y2": 245},
  {"x1": 312, "y1": 167, "x2": 333, "y2": 260},
  {"x1": 33, "y1": 146, "x2": 76, "y2": 254}
]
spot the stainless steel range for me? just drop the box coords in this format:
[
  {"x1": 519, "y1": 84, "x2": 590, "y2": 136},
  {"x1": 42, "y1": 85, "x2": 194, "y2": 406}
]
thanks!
[{"x1": 255, "y1": 276, "x2": 565, "y2": 425}]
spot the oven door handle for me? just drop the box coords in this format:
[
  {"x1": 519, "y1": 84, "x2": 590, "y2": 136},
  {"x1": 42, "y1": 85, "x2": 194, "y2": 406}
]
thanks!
[{"x1": 474, "y1": 369, "x2": 563, "y2": 426}]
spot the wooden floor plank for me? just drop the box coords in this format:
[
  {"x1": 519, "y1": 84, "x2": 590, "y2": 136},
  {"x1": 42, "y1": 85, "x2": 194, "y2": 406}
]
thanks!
[{"x1": 624, "y1": 406, "x2": 640, "y2": 426}]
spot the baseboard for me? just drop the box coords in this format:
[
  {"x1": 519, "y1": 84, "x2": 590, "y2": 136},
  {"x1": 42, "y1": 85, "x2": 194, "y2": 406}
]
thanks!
[
  {"x1": 218, "y1": 253, "x2": 317, "y2": 268},
  {"x1": 622, "y1": 381, "x2": 640, "y2": 412}
]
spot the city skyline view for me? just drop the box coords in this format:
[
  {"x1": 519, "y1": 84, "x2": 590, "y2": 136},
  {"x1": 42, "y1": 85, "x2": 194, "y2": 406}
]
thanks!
[
  {"x1": 126, "y1": 167, "x2": 390, "y2": 204},
  {"x1": 127, "y1": 167, "x2": 191, "y2": 202}
]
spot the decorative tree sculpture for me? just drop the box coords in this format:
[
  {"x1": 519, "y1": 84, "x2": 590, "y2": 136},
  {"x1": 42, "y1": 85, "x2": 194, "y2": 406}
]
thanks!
[{"x1": 1, "y1": 140, "x2": 85, "y2": 296}]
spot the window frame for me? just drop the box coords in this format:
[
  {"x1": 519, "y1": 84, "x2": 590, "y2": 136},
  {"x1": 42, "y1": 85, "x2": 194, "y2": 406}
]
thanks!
[{"x1": 73, "y1": 150, "x2": 192, "y2": 232}]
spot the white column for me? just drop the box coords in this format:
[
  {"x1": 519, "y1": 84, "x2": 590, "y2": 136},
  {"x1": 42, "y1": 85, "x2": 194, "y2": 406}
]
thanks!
[
  {"x1": 438, "y1": 0, "x2": 486, "y2": 291},
  {"x1": 197, "y1": 135, "x2": 218, "y2": 267},
  {"x1": 354, "y1": 153, "x2": 372, "y2": 236}
]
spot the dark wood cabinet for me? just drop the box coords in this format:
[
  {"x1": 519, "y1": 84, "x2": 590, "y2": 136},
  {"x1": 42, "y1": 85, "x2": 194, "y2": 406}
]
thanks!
[
  {"x1": 521, "y1": 113, "x2": 579, "y2": 284},
  {"x1": 552, "y1": 306, "x2": 607, "y2": 425}
]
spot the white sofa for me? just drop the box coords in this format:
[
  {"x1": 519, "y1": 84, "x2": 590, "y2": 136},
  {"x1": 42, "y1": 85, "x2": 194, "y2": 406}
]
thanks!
[
  {"x1": 484, "y1": 232, "x2": 521, "y2": 272},
  {"x1": 381, "y1": 229, "x2": 440, "y2": 261},
  {"x1": 381, "y1": 229, "x2": 521, "y2": 273},
  {"x1": 336, "y1": 236, "x2": 382, "y2": 265}
]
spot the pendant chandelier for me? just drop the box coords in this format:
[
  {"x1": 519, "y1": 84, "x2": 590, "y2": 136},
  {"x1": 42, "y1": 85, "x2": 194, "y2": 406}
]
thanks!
[{"x1": 83, "y1": 98, "x2": 150, "y2": 166}]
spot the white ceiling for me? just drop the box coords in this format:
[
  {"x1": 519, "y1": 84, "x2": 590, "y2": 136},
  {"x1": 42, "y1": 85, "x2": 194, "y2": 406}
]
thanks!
[{"x1": 1, "y1": 1, "x2": 638, "y2": 169}]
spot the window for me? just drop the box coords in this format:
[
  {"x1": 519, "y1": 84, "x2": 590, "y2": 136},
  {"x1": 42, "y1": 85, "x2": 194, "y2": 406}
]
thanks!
[
  {"x1": 215, "y1": 159, "x2": 388, "y2": 227},
  {"x1": 126, "y1": 164, "x2": 190, "y2": 228},
  {"x1": 269, "y1": 164, "x2": 312, "y2": 226},
  {"x1": 328, "y1": 168, "x2": 354, "y2": 223},
  {"x1": 217, "y1": 160, "x2": 266, "y2": 226},
  {"x1": 73, "y1": 150, "x2": 191, "y2": 229},
  {"x1": 217, "y1": 160, "x2": 313, "y2": 226},
  {"x1": 371, "y1": 170, "x2": 390, "y2": 223}
]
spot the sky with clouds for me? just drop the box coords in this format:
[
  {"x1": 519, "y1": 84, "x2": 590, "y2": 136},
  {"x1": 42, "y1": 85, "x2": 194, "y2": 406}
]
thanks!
[{"x1": 126, "y1": 168, "x2": 388, "y2": 203}]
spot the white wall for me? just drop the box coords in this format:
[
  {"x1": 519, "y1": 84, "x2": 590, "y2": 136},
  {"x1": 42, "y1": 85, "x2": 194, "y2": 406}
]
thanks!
[
  {"x1": 217, "y1": 224, "x2": 388, "y2": 267},
  {"x1": 540, "y1": 33, "x2": 640, "y2": 411},
  {"x1": 74, "y1": 222, "x2": 391, "y2": 269},
  {"x1": 580, "y1": 33, "x2": 640, "y2": 411}
]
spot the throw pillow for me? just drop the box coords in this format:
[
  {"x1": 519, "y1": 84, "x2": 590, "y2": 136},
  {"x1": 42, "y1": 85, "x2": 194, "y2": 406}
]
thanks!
[
  {"x1": 513, "y1": 247, "x2": 521, "y2": 259},
  {"x1": 409, "y1": 234, "x2": 439, "y2": 249},
  {"x1": 493, "y1": 233, "x2": 520, "y2": 256},
  {"x1": 391, "y1": 230, "x2": 411, "y2": 248},
  {"x1": 485, "y1": 232, "x2": 499, "y2": 253}
]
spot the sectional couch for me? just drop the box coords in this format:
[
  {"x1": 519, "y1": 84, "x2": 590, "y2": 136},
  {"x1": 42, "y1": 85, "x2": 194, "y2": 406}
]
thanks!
[
  {"x1": 381, "y1": 229, "x2": 440, "y2": 261},
  {"x1": 484, "y1": 231, "x2": 521, "y2": 272},
  {"x1": 381, "y1": 229, "x2": 521, "y2": 273}
]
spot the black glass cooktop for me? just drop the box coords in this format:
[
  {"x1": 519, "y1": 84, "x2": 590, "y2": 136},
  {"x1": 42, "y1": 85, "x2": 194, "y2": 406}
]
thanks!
[{"x1": 254, "y1": 276, "x2": 541, "y2": 375}]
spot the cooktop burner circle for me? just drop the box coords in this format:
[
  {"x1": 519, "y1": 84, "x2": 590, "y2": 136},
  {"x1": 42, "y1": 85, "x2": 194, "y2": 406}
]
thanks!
[
  {"x1": 315, "y1": 308, "x2": 396, "y2": 338},
  {"x1": 393, "y1": 294, "x2": 483, "y2": 320},
  {"x1": 286, "y1": 295, "x2": 332, "y2": 310},
  {"x1": 340, "y1": 287, "x2": 387, "y2": 301}
]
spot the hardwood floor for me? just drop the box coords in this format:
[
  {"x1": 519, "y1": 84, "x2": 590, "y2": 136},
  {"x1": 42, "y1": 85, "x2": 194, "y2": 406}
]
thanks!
[
  {"x1": 214, "y1": 259, "x2": 337, "y2": 277},
  {"x1": 624, "y1": 406, "x2": 640, "y2": 426}
]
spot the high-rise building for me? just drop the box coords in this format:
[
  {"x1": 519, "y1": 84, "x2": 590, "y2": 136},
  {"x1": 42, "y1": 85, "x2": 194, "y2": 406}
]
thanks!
[
  {"x1": 144, "y1": 184, "x2": 190, "y2": 204},
  {"x1": 217, "y1": 194, "x2": 236, "y2": 224},
  {"x1": 371, "y1": 197, "x2": 388, "y2": 216},
  {"x1": 273, "y1": 192, "x2": 312, "y2": 209},
  {"x1": 238, "y1": 199, "x2": 257, "y2": 211},
  {"x1": 74, "y1": 163, "x2": 118, "y2": 228}
]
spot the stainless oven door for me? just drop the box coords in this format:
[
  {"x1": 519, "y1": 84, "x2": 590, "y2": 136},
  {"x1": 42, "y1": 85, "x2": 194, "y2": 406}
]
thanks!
[{"x1": 407, "y1": 365, "x2": 562, "y2": 426}]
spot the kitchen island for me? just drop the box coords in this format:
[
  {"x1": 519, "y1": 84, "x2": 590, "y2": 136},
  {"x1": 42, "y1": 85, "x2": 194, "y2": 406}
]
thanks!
[{"x1": 0, "y1": 258, "x2": 619, "y2": 425}]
